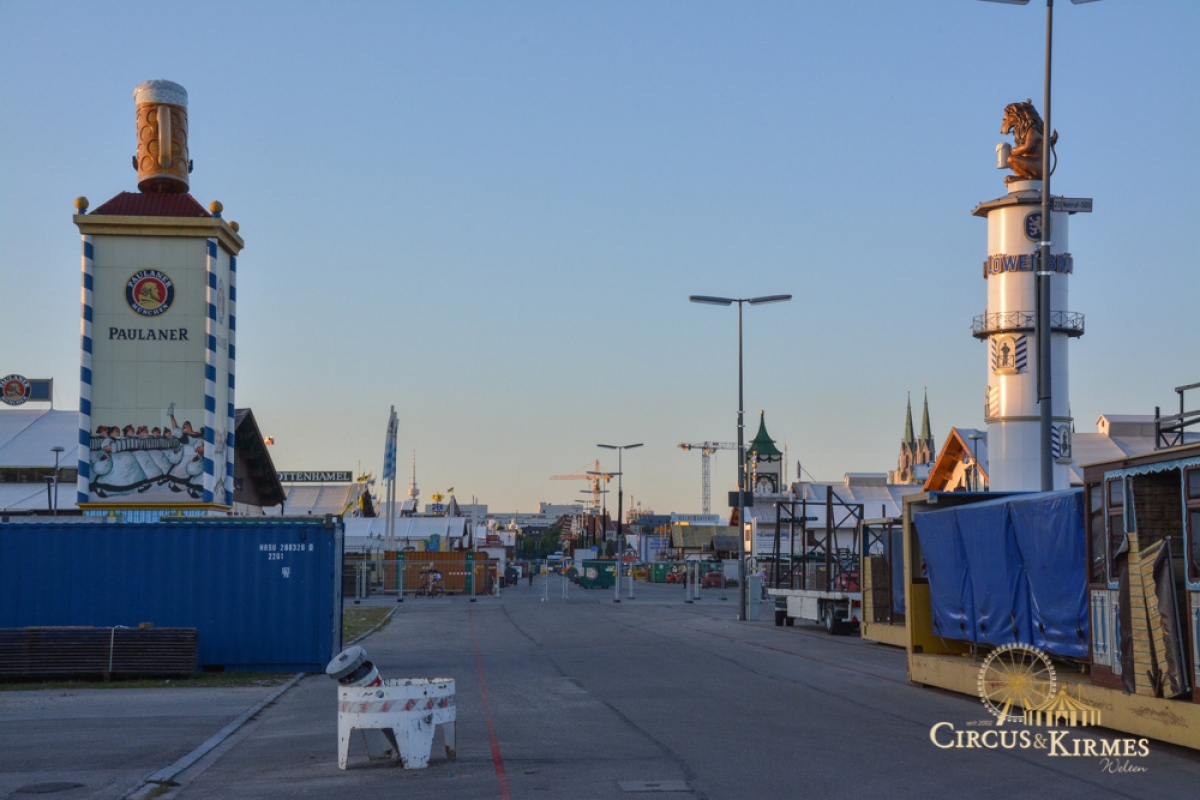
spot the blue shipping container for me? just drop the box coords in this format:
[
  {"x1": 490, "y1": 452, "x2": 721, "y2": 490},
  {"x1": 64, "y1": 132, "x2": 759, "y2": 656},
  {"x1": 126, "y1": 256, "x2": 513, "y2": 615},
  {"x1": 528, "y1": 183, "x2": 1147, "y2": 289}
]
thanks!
[{"x1": 0, "y1": 518, "x2": 343, "y2": 672}]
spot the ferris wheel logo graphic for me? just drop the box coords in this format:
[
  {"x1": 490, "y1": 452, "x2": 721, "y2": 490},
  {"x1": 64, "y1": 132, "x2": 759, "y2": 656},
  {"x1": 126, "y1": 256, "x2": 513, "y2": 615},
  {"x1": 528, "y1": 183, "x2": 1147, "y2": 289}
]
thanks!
[
  {"x1": 977, "y1": 644, "x2": 1058, "y2": 724},
  {"x1": 977, "y1": 644, "x2": 1103, "y2": 727}
]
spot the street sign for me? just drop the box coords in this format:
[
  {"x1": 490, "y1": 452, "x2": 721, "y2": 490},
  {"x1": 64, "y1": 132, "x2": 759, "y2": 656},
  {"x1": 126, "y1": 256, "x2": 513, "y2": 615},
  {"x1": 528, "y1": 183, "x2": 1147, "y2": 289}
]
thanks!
[
  {"x1": 1052, "y1": 197, "x2": 1092, "y2": 213},
  {"x1": 728, "y1": 491, "x2": 755, "y2": 507}
]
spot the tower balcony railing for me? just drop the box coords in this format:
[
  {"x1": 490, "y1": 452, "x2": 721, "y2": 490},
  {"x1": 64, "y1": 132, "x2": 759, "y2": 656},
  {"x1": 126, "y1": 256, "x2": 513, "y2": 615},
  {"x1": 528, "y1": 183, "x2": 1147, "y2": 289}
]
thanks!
[{"x1": 972, "y1": 310, "x2": 1084, "y2": 339}]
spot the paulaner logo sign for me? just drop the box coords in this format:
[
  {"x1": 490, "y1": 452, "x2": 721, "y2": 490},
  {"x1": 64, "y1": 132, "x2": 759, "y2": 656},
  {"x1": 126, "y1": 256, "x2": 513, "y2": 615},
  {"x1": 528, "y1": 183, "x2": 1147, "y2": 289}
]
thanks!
[
  {"x1": 125, "y1": 270, "x2": 175, "y2": 316},
  {"x1": 929, "y1": 645, "x2": 1150, "y2": 774},
  {"x1": 1, "y1": 374, "x2": 32, "y2": 405}
]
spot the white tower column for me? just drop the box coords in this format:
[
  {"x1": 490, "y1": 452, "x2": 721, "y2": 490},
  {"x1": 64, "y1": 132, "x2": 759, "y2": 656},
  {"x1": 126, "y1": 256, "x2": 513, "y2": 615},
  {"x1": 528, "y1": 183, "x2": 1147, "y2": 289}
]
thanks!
[{"x1": 973, "y1": 180, "x2": 1081, "y2": 491}]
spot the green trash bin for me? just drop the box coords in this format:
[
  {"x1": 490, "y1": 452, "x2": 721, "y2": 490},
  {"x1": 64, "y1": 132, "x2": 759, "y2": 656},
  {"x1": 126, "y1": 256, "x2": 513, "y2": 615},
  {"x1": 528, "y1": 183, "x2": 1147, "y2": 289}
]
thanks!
[{"x1": 579, "y1": 560, "x2": 616, "y2": 589}]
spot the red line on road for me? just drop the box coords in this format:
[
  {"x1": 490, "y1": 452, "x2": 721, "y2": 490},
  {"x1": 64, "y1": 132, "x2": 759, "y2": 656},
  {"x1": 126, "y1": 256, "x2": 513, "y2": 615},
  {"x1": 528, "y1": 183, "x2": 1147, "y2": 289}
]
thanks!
[{"x1": 469, "y1": 604, "x2": 512, "y2": 800}]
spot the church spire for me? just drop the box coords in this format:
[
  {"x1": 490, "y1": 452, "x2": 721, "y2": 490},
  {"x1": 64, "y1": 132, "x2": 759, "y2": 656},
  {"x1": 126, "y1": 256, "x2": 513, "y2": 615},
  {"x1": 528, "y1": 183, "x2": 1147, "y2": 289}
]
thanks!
[
  {"x1": 919, "y1": 389, "x2": 932, "y2": 442},
  {"x1": 902, "y1": 393, "x2": 915, "y2": 445}
]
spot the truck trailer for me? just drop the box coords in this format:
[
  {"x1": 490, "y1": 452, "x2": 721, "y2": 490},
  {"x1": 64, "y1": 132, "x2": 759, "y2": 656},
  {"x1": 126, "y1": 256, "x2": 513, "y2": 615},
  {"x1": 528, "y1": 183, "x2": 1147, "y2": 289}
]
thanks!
[{"x1": 762, "y1": 488, "x2": 864, "y2": 634}]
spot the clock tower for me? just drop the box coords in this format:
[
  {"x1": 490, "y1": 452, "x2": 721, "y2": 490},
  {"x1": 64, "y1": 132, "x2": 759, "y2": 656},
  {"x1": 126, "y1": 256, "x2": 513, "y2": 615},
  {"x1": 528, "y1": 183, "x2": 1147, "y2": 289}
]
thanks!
[{"x1": 747, "y1": 411, "x2": 783, "y2": 495}]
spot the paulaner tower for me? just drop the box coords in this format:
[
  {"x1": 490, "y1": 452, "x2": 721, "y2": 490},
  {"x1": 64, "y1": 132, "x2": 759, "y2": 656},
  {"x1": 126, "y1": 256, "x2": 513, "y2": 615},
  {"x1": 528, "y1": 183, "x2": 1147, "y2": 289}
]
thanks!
[
  {"x1": 73, "y1": 81, "x2": 243, "y2": 515},
  {"x1": 972, "y1": 101, "x2": 1083, "y2": 491}
]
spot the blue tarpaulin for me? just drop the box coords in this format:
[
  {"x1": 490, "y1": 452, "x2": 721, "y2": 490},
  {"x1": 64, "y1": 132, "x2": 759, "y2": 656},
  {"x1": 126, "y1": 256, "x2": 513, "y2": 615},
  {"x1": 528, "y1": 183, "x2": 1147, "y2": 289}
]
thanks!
[
  {"x1": 1010, "y1": 492, "x2": 1089, "y2": 658},
  {"x1": 890, "y1": 527, "x2": 905, "y2": 615},
  {"x1": 914, "y1": 490, "x2": 1088, "y2": 658},
  {"x1": 915, "y1": 506, "x2": 976, "y2": 642},
  {"x1": 954, "y1": 500, "x2": 1033, "y2": 647}
]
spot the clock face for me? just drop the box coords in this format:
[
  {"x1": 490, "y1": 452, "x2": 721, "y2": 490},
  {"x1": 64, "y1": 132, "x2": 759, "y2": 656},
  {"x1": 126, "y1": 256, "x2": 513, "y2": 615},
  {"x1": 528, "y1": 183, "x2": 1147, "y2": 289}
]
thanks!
[{"x1": 755, "y1": 475, "x2": 776, "y2": 494}]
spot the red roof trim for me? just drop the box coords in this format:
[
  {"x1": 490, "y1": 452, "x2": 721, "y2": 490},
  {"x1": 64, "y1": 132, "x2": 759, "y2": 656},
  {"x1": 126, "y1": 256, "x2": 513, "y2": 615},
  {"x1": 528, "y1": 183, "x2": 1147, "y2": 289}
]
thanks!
[{"x1": 89, "y1": 192, "x2": 211, "y2": 218}]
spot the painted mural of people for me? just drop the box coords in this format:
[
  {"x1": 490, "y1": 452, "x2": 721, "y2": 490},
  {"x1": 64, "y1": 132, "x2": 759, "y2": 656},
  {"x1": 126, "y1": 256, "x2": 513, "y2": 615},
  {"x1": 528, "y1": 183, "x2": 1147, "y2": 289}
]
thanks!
[
  {"x1": 87, "y1": 405, "x2": 208, "y2": 500},
  {"x1": 211, "y1": 426, "x2": 228, "y2": 504},
  {"x1": 92, "y1": 437, "x2": 149, "y2": 495},
  {"x1": 166, "y1": 410, "x2": 205, "y2": 499},
  {"x1": 130, "y1": 425, "x2": 168, "y2": 489},
  {"x1": 88, "y1": 425, "x2": 116, "y2": 496}
]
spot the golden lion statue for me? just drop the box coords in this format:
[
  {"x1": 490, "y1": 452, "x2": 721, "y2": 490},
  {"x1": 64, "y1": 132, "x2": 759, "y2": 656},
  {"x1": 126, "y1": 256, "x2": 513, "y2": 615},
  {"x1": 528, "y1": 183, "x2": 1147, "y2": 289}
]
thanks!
[{"x1": 1001, "y1": 100, "x2": 1057, "y2": 183}]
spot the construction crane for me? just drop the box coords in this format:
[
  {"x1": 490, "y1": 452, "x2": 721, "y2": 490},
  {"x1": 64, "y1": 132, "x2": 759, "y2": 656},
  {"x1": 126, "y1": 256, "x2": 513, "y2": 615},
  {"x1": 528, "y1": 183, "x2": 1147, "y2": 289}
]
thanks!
[
  {"x1": 550, "y1": 460, "x2": 613, "y2": 512},
  {"x1": 678, "y1": 442, "x2": 737, "y2": 515}
]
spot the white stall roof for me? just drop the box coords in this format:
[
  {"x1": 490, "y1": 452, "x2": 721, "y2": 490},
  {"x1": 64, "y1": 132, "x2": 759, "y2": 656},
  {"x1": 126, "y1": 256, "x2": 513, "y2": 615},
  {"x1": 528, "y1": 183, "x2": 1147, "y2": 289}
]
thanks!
[
  {"x1": 283, "y1": 483, "x2": 359, "y2": 516},
  {"x1": 1, "y1": 410, "x2": 80, "y2": 512},
  {"x1": 342, "y1": 515, "x2": 470, "y2": 552},
  {"x1": 0, "y1": 409, "x2": 77, "y2": 467}
]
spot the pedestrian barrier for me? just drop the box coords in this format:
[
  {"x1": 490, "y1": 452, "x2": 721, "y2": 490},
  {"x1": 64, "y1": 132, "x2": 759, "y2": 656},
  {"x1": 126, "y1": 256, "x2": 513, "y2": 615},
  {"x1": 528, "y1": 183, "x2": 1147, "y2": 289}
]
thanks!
[{"x1": 326, "y1": 646, "x2": 457, "y2": 770}]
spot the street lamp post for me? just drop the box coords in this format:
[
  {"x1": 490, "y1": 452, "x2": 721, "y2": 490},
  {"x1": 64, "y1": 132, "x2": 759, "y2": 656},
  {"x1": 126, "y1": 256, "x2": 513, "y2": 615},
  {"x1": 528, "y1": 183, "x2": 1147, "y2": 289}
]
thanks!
[
  {"x1": 688, "y1": 294, "x2": 792, "y2": 621},
  {"x1": 967, "y1": 433, "x2": 984, "y2": 492},
  {"x1": 981, "y1": 0, "x2": 1101, "y2": 490},
  {"x1": 50, "y1": 446, "x2": 64, "y2": 516},
  {"x1": 598, "y1": 443, "x2": 641, "y2": 603}
]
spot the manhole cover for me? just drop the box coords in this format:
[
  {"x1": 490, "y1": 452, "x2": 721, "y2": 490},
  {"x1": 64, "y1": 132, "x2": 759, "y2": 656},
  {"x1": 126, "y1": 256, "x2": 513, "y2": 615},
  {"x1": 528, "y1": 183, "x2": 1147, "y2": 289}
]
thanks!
[
  {"x1": 618, "y1": 780, "x2": 692, "y2": 793},
  {"x1": 13, "y1": 783, "x2": 86, "y2": 795}
]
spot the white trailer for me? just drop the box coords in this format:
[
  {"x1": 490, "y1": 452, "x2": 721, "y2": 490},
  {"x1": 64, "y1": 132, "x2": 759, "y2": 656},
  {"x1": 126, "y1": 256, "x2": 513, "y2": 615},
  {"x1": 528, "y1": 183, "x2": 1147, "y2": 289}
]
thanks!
[
  {"x1": 768, "y1": 587, "x2": 862, "y2": 635},
  {"x1": 759, "y1": 488, "x2": 864, "y2": 635}
]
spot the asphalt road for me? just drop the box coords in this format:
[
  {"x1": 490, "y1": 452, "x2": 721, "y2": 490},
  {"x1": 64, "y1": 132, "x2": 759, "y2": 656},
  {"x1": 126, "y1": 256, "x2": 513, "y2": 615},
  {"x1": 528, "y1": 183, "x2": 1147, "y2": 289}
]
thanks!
[{"x1": 3, "y1": 576, "x2": 1199, "y2": 799}]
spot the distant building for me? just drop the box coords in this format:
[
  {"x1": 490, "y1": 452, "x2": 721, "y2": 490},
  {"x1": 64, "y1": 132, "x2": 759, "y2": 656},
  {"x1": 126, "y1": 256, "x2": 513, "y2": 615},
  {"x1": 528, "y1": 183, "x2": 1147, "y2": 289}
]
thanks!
[
  {"x1": 538, "y1": 502, "x2": 583, "y2": 517},
  {"x1": 922, "y1": 427, "x2": 989, "y2": 493},
  {"x1": 747, "y1": 473, "x2": 926, "y2": 557},
  {"x1": 670, "y1": 524, "x2": 738, "y2": 560},
  {"x1": 281, "y1": 475, "x2": 374, "y2": 517},
  {"x1": 921, "y1": 414, "x2": 1199, "y2": 492},
  {"x1": 889, "y1": 391, "x2": 937, "y2": 485},
  {"x1": 748, "y1": 412, "x2": 783, "y2": 495},
  {"x1": 342, "y1": 515, "x2": 472, "y2": 554}
]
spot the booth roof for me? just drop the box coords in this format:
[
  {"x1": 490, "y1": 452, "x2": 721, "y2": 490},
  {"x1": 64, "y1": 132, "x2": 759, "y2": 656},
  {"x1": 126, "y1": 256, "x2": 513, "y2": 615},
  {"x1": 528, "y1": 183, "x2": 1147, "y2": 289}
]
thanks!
[
  {"x1": 0, "y1": 409, "x2": 76, "y2": 468},
  {"x1": 89, "y1": 192, "x2": 211, "y2": 217}
]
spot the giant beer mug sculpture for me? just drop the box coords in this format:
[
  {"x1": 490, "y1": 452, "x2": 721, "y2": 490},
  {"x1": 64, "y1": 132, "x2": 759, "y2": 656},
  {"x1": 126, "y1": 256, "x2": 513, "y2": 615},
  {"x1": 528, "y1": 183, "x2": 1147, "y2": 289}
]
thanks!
[{"x1": 133, "y1": 80, "x2": 191, "y2": 193}]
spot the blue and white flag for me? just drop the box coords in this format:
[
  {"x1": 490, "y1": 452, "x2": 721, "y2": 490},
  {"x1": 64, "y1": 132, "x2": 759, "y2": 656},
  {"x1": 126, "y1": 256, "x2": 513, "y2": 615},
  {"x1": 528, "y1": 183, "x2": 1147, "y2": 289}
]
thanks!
[{"x1": 382, "y1": 406, "x2": 398, "y2": 481}]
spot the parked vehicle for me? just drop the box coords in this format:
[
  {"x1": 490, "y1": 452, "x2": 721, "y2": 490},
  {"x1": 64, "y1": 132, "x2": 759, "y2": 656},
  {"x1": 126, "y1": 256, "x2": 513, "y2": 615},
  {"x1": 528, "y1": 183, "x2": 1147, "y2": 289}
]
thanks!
[{"x1": 765, "y1": 491, "x2": 864, "y2": 635}]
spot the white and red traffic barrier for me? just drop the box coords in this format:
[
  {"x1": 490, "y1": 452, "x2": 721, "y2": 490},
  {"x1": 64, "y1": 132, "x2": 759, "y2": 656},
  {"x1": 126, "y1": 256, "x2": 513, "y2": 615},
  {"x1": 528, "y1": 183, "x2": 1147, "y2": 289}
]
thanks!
[{"x1": 327, "y1": 646, "x2": 457, "y2": 770}]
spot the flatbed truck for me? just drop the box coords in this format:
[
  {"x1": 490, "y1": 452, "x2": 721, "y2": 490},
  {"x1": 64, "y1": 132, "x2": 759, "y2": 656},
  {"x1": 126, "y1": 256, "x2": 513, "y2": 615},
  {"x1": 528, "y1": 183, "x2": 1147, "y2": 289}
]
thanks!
[
  {"x1": 760, "y1": 488, "x2": 864, "y2": 635},
  {"x1": 768, "y1": 586, "x2": 861, "y2": 635}
]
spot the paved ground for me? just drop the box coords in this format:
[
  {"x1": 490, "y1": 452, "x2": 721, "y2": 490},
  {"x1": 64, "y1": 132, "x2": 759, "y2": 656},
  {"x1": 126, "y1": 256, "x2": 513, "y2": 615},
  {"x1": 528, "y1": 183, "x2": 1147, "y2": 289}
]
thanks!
[{"x1": 3, "y1": 576, "x2": 1200, "y2": 800}]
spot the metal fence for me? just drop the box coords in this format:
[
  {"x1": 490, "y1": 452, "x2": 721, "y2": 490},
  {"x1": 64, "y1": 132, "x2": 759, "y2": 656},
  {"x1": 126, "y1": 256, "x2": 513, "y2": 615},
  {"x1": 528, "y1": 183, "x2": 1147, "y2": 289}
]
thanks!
[{"x1": 344, "y1": 555, "x2": 498, "y2": 599}]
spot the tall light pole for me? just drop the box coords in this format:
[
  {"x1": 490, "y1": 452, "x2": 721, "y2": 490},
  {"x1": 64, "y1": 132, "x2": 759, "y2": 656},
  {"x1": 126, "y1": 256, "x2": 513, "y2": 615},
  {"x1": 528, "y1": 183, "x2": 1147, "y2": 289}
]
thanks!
[
  {"x1": 688, "y1": 294, "x2": 792, "y2": 620},
  {"x1": 598, "y1": 443, "x2": 641, "y2": 603},
  {"x1": 967, "y1": 433, "x2": 984, "y2": 492},
  {"x1": 50, "y1": 446, "x2": 64, "y2": 516},
  {"x1": 981, "y1": 0, "x2": 1101, "y2": 490}
]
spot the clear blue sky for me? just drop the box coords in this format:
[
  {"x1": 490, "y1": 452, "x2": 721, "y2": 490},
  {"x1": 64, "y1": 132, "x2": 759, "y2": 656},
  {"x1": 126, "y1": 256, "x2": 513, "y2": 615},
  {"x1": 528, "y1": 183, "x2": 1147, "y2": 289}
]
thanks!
[{"x1": 2, "y1": 1, "x2": 1197, "y2": 517}]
